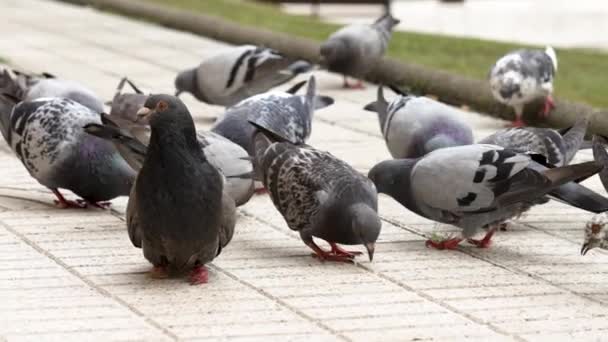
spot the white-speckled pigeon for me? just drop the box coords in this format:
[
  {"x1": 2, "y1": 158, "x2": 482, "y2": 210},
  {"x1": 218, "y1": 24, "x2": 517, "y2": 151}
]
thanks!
[
  {"x1": 369, "y1": 144, "x2": 601, "y2": 250},
  {"x1": 320, "y1": 13, "x2": 400, "y2": 88},
  {"x1": 211, "y1": 75, "x2": 334, "y2": 155},
  {"x1": 0, "y1": 95, "x2": 135, "y2": 208},
  {"x1": 175, "y1": 45, "x2": 312, "y2": 107},
  {"x1": 127, "y1": 94, "x2": 235, "y2": 284},
  {"x1": 251, "y1": 121, "x2": 381, "y2": 262},
  {"x1": 364, "y1": 85, "x2": 474, "y2": 158},
  {"x1": 489, "y1": 46, "x2": 557, "y2": 127}
]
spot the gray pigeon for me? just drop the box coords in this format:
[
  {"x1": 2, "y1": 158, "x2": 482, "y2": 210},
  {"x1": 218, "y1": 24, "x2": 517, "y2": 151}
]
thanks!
[
  {"x1": 128, "y1": 94, "x2": 234, "y2": 284},
  {"x1": 592, "y1": 135, "x2": 608, "y2": 193},
  {"x1": 479, "y1": 116, "x2": 588, "y2": 167},
  {"x1": 252, "y1": 121, "x2": 381, "y2": 262},
  {"x1": 175, "y1": 45, "x2": 313, "y2": 107},
  {"x1": 0, "y1": 95, "x2": 135, "y2": 208},
  {"x1": 84, "y1": 113, "x2": 254, "y2": 207},
  {"x1": 211, "y1": 75, "x2": 334, "y2": 155},
  {"x1": 320, "y1": 13, "x2": 400, "y2": 88},
  {"x1": 368, "y1": 144, "x2": 601, "y2": 250},
  {"x1": 106, "y1": 77, "x2": 148, "y2": 122},
  {"x1": 363, "y1": 85, "x2": 474, "y2": 158},
  {"x1": 489, "y1": 46, "x2": 557, "y2": 127}
]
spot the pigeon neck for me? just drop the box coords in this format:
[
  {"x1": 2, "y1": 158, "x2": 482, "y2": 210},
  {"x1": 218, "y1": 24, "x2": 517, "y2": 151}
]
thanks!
[{"x1": 190, "y1": 69, "x2": 211, "y2": 103}]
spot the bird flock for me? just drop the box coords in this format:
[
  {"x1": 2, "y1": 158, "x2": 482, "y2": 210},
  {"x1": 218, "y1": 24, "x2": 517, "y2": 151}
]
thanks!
[{"x1": 0, "y1": 13, "x2": 606, "y2": 285}]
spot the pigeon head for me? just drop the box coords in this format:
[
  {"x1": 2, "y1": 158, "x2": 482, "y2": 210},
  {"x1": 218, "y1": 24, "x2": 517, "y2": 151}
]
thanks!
[
  {"x1": 174, "y1": 68, "x2": 196, "y2": 97},
  {"x1": 368, "y1": 159, "x2": 417, "y2": 203},
  {"x1": 581, "y1": 213, "x2": 608, "y2": 255},
  {"x1": 137, "y1": 94, "x2": 193, "y2": 130},
  {"x1": 349, "y1": 203, "x2": 381, "y2": 261},
  {"x1": 374, "y1": 13, "x2": 401, "y2": 31}
]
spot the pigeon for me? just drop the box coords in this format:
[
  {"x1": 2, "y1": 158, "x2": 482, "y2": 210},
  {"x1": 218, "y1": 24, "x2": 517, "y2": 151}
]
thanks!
[
  {"x1": 368, "y1": 144, "x2": 601, "y2": 250},
  {"x1": 479, "y1": 116, "x2": 588, "y2": 167},
  {"x1": 592, "y1": 135, "x2": 608, "y2": 193},
  {"x1": 320, "y1": 13, "x2": 400, "y2": 89},
  {"x1": 175, "y1": 45, "x2": 313, "y2": 107},
  {"x1": 489, "y1": 46, "x2": 557, "y2": 127},
  {"x1": 251, "y1": 121, "x2": 381, "y2": 262},
  {"x1": 363, "y1": 85, "x2": 474, "y2": 158},
  {"x1": 106, "y1": 77, "x2": 148, "y2": 122},
  {"x1": 84, "y1": 113, "x2": 254, "y2": 207},
  {"x1": 211, "y1": 75, "x2": 334, "y2": 156},
  {"x1": 0, "y1": 95, "x2": 135, "y2": 208},
  {"x1": 127, "y1": 94, "x2": 234, "y2": 284},
  {"x1": 581, "y1": 212, "x2": 608, "y2": 255},
  {"x1": 0, "y1": 68, "x2": 104, "y2": 113}
]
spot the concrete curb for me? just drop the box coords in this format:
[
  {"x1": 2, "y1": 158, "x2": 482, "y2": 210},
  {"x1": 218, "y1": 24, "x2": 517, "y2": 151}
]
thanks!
[{"x1": 59, "y1": 0, "x2": 608, "y2": 133}]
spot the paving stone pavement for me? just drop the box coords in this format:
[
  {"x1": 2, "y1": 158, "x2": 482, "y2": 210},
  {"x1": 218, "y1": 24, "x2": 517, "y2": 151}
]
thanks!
[{"x1": 1, "y1": 0, "x2": 608, "y2": 341}]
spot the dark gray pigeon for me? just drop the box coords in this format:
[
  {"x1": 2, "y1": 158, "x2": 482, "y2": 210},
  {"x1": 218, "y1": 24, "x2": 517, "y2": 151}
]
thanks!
[
  {"x1": 251, "y1": 121, "x2": 381, "y2": 262},
  {"x1": 211, "y1": 75, "x2": 334, "y2": 155},
  {"x1": 0, "y1": 95, "x2": 135, "y2": 208},
  {"x1": 128, "y1": 94, "x2": 234, "y2": 284},
  {"x1": 320, "y1": 13, "x2": 400, "y2": 88},
  {"x1": 489, "y1": 46, "x2": 557, "y2": 127},
  {"x1": 85, "y1": 113, "x2": 254, "y2": 207},
  {"x1": 175, "y1": 45, "x2": 312, "y2": 107},
  {"x1": 364, "y1": 85, "x2": 474, "y2": 158},
  {"x1": 368, "y1": 144, "x2": 601, "y2": 250},
  {"x1": 0, "y1": 67, "x2": 104, "y2": 113}
]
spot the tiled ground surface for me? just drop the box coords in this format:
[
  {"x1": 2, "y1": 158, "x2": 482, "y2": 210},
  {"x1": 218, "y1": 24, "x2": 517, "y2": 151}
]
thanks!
[{"x1": 1, "y1": 0, "x2": 608, "y2": 341}]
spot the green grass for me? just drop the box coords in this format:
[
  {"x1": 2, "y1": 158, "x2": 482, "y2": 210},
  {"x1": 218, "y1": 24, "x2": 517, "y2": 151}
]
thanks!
[{"x1": 145, "y1": 0, "x2": 608, "y2": 108}]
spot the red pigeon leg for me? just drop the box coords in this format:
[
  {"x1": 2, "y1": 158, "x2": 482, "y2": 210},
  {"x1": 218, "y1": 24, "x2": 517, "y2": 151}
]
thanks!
[
  {"x1": 540, "y1": 95, "x2": 555, "y2": 118},
  {"x1": 467, "y1": 227, "x2": 497, "y2": 248},
  {"x1": 306, "y1": 241, "x2": 356, "y2": 263},
  {"x1": 329, "y1": 242, "x2": 363, "y2": 258},
  {"x1": 189, "y1": 265, "x2": 209, "y2": 285},
  {"x1": 149, "y1": 265, "x2": 169, "y2": 279},
  {"x1": 425, "y1": 237, "x2": 463, "y2": 250},
  {"x1": 52, "y1": 189, "x2": 87, "y2": 209}
]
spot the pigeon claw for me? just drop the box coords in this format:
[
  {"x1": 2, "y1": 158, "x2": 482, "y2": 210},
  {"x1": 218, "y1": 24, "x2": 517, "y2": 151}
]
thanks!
[
  {"x1": 306, "y1": 241, "x2": 356, "y2": 263},
  {"x1": 149, "y1": 265, "x2": 169, "y2": 279},
  {"x1": 254, "y1": 187, "x2": 268, "y2": 195},
  {"x1": 425, "y1": 238, "x2": 463, "y2": 250},
  {"x1": 507, "y1": 118, "x2": 525, "y2": 128},
  {"x1": 189, "y1": 265, "x2": 209, "y2": 285},
  {"x1": 342, "y1": 76, "x2": 365, "y2": 90},
  {"x1": 466, "y1": 227, "x2": 497, "y2": 248},
  {"x1": 329, "y1": 242, "x2": 363, "y2": 258}
]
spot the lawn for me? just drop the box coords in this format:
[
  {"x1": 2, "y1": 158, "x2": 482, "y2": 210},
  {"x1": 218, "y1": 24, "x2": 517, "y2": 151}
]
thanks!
[{"x1": 144, "y1": 0, "x2": 608, "y2": 108}]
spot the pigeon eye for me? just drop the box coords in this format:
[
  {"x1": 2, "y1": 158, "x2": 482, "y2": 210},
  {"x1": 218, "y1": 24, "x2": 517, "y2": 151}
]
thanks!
[{"x1": 156, "y1": 100, "x2": 168, "y2": 112}]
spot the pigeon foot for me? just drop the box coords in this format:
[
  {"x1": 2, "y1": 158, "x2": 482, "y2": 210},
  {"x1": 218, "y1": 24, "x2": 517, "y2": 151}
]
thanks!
[
  {"x1": 52, "y1": 189, "x2": 87, "y2": 209},
  {"x1": 307, "y1": 241, "x2": 356, "y2": 263},
  {"x1": 149, "y1": 265, "x2": 169, "y2": 279},
  {"x1": 466, "y1": 227, "x2": 497, "y2": 248},
  {"x1": 329, "y1": 242, "x2": 363, "y2": 258},
  {"x1": 77, "y1": 199, "x2": 112, "y2": 209},
  {"x1": 254, "y1": 187, "x2": 268, "y2": 195},
  {"x1": 189, "y1": 265, "x2": 209, "y2": 285},
  {"x1": 425, "y1": 238, "x2": 463, "y2": 250},
  {"x1": 342, "y1": 77, "x2": 365, "y2": 90}
]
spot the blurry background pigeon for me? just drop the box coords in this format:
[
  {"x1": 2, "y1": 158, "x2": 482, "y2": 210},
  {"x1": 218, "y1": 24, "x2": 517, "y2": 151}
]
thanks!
[
  {"x1": 128, "y1": 94, "x2": 234, "y2": 284},
  {"x1": 0, "y1": 67, "x2": 104, "y2": 113},
  {"x1": 175, "y1": 45, "x2": 312, "y2": 107},
  {"x1": 364, "y1": 85, "x2": 474, "y2": 158},
  {"x1": 106, "y1": 77, "x2": 148, "y2": 121},
  {"x1": 369, "y1": 144, "x2": 601, "y2": 250},
  {"x1": 211, "y1": 75, "x2": 333, "y2": 156},
  {"x1": 320, "y1": 13, "x2": 400, "y2": 89},
  {"x1": 489, "y1": 46, "x2": 557, "y2": 127},
  {"x1": 0, "y1": 95, "x2": 135, "y2": 208},
  {"x1": 252, "y1": 122, "x2": 381, "y2": 262}
]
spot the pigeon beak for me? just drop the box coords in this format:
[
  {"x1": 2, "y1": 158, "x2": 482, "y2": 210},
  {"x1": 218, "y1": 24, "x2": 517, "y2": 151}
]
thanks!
[
  {"x1": 581, "y1": 243, "x2": 590, "y2": 256},
  {"x1": 136, "y1": 107, "x2": 152, "y2": 122},
  {"x1": 364, "y1": 242, "x2": 375, "y2": 262}
]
